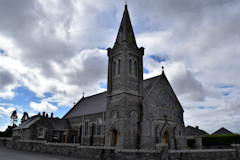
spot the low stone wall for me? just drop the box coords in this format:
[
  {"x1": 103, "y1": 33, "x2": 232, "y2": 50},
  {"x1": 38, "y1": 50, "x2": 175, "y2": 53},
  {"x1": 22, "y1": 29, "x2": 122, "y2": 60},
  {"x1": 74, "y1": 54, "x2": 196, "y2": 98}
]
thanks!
[
  {"x1": 0, "y1": 138, "x2": 164, "y2": 160},
  {"x1": 169, "y1": 149, "x2": 238, "y2": 160},
  {"x1": 0, "y1": 138, "x2": 239, "y2": 160}
]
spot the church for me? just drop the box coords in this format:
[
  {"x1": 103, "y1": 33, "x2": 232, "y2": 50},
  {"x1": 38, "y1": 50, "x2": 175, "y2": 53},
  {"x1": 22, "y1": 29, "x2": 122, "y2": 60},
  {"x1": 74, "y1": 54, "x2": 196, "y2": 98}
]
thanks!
[{"x1": 13, "y1": 4, "x2": 186, "y2": 150}]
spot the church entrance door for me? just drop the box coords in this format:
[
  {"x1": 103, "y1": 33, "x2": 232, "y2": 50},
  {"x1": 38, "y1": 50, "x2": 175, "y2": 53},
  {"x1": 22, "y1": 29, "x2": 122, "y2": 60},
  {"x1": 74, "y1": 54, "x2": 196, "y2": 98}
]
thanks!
[
  {"x1": 110, "y1": 128, "x2": 118, "y2": 146},
  {"x1": 163, "y1": 131, "x2": 171, "y2": 149}
]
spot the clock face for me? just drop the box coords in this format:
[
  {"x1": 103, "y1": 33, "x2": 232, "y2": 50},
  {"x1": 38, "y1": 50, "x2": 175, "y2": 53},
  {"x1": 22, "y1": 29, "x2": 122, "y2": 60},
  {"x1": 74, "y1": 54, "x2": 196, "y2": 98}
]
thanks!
[{"x1": 159, "y1": 92, "x2": 170, "y2": 106}]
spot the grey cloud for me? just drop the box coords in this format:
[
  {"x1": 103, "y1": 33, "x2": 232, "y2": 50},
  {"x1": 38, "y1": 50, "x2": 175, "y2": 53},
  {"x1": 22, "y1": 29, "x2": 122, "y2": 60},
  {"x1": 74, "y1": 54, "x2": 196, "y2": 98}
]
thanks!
[
  {"x1": 0, "y1": 69, "x2": 16, "y2": 90},
  {"x1": 172, "y1": 70, "x2": 206, "y2": 101}
]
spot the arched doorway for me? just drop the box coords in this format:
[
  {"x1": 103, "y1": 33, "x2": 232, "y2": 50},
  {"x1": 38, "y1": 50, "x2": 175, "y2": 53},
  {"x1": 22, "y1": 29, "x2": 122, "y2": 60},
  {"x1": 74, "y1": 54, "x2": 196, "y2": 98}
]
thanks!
[
  {"x1": 110, "y1": 128, "x2": 118, "y2": 146},
  {"x1": 163, "y1": 131, "x2": 168, "y2": 144},
  {"x1": 163, "y1": 131, "x2": 171, "y2": 149}
]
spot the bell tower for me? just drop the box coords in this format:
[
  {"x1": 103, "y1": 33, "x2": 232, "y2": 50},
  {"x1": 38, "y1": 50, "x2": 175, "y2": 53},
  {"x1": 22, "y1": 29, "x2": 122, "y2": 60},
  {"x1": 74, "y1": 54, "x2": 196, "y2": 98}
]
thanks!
[{"x1": 105, "y1": 4, "x2": 144, "y2": 149}]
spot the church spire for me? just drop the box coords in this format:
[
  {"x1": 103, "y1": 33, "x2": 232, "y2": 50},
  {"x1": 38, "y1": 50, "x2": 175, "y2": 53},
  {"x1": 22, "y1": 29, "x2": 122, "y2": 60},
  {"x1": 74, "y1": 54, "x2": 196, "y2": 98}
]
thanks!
[{"x1": 114, "y1": 4, "x2": 137, "y2": 48}]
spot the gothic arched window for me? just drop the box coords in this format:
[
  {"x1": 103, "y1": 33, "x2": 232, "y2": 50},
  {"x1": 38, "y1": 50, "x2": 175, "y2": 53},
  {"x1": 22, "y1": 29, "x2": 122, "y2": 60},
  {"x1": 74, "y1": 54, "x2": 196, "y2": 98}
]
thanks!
[
  {"x1": 134, "y1": 61, "x2": 137, "y2": 76},
  {"x1": 111, "y1": 111, "x2": 118, "y2": 121},
  {"x1": 130, "y1": 111, "x2": 138, "y2": 134},
  {"x1": 148, "y1": 114, "x2": 153, "y2": 135},
  {"x1": 96, "y1": 118, "x2": 102, "y2": 135},
  {"x1": 158, "y1": 91, "x2": 170, "y2": 107},
  {"x1": 84, "y1": 121, "x2": 88, "y2": 135},
  {"x1": 113, "y1": 61, "x2": 116, "y2": 76},
  {"x1": 118, "y1": 59, "x2": 121, "y2": 75},
  {"x1": 129, "y1": 59, "x2": 132, "y2": 75}
]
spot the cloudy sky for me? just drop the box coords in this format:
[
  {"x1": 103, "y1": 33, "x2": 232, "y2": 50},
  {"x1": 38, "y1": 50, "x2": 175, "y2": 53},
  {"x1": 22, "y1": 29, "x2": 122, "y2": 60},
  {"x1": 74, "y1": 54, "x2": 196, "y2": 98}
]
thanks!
[{"x1": 0, "y1": 0, "x2": 239, "y2": 134}]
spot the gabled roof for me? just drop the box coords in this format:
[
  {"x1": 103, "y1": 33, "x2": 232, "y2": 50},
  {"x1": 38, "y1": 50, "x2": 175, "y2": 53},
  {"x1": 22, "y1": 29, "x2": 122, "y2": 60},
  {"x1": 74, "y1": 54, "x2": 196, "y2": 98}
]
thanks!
[
  {"x1": 13, "y1": 115, "x2": 72, "y2": 131},
  {"x1": 143, "y1": 75, "x2": 161, "y2": 97},
  {"x1": 142, "y1": 72, "x2": 184, "y2": 112},
  {"x1": 185, "y1": 126, "x2": 208, "y2": 136},
  {"x1": 63, "y1": 75, "x2": 178, "y2": 119},
  {"x1": 63, "y1": 92, "x2": 107, "y2": 119},
  {"x1": 212, "y1": 127, "x2": 233, "y2": 135},
  {"x1": 13, "y1": 115, "x2": 41, "y2": 130},
  {"x1": 114, "y1": 4, "x2": 137, "y2": 48},
  {"x1": 47, "y1": 118, "x2": 71, "y2": 131}
]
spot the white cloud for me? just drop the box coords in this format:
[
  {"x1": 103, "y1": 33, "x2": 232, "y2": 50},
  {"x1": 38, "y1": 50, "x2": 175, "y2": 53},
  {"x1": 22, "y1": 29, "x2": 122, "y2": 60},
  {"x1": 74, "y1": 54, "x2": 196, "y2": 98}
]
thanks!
[
  {"x1": 30, "y1": 100, "x2": 58, "y2": 112},
  {"x1": 0, "y1": 107, "x2": 16, "y2": 117}
]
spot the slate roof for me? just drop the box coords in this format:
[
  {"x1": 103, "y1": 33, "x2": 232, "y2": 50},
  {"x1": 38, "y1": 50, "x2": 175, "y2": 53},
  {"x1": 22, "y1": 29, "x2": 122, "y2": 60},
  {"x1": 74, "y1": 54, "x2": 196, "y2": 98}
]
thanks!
[
  {"x1": 143, "y1": 75, "x2": 161, "y2": 97},
  {"x1": 185, "y1": 126, "x2": 208, "y2": 136},
  {"x1": 212, "y1": 127, "x2": 233, "y2": 135},
  {"x1": 13, "y1": 115, "x2": 72, "y2": 131},
  {"x1": 13, "y1": 115, "x2": 41, "y2": 130},
  {"x1": 47, "y1": 118, "x2": 71, "y2": 131},
  {"x1": 63, "y1": 76, "x2": 162, "y2": 119},
  {"x1": 63, "y1": 92, "x2": 107, "y2": 119}
]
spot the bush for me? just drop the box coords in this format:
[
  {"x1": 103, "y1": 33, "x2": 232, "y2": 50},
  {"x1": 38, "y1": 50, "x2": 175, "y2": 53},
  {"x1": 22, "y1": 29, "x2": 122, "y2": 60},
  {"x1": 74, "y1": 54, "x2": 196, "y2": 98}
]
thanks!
[{"x1": 202, "y1": 134, "x2": 240, "y2": 146}]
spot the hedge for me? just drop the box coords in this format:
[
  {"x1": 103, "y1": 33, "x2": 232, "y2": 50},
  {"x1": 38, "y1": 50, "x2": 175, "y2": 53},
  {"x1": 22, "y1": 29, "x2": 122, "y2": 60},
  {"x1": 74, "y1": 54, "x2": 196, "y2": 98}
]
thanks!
[{"x1": 202, "y1": 134, "x2": 240, "y2": 146}]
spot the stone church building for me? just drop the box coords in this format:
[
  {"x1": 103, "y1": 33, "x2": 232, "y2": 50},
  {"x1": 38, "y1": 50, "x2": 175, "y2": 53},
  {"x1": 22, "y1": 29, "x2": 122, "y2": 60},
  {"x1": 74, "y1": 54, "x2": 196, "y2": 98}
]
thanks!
[{"x1": 13, "y1": 5, "x2": 186, "y2": 150}]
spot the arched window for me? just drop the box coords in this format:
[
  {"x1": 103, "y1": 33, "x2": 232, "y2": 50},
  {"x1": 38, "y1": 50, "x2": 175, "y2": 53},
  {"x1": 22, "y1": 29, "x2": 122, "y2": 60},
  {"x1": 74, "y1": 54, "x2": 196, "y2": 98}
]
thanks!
[
  {"x1": 148, "y1": 114, "x2": 153, "y2": 135},
  {"x1": 84, "y1": 121, "x2": 88, "y2": 135},
  {"x1": 118, "y1": 59, "x2": 121, "y2": 75},
  {"x1": 113, "y1": 61, "x2": 116, "y2": 76},
  {"x1": 158, "y1": 91, "x2": 170, "y2": 107},
  {"x1": 130, "y1": 111, "x2": 138, "y2": 134},
  {"x1": 129, "y1": 59, "x2": 132, "y2": 75},
  {"x1": 134, "y1": 61, "x2": 137, "y2": 76},
  {"x1": 96, "y1": 118, "x2": 102, "y2": 135}
]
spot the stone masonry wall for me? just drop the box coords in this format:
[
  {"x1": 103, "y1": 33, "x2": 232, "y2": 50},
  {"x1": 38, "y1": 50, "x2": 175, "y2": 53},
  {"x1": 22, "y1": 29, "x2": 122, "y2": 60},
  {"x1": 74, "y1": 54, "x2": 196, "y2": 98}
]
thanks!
[
  {"x1": 0, "y1": 138, "x2": 239, "y2": 160},
  {"x1": 169, "y1": 149, "x2": 238, "y2": 160}
]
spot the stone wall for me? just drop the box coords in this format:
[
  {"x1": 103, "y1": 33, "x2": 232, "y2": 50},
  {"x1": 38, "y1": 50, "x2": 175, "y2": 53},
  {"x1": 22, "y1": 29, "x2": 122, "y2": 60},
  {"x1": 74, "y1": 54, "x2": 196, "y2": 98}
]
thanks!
[
  {"x1": 0, "y1": 138, "x2": 239, "y2": 160},
  {"x1": 169, "y1": 149, "x2": 238, "y2": 160}
]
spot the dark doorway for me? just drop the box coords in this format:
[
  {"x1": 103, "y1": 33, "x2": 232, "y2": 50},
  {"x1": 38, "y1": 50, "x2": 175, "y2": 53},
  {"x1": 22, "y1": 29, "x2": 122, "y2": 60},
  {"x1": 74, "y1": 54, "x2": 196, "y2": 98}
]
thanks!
[
  {"x1": 70, "y1": 135, "x2": 75, "y2": 143},
  {"x1": 110, "y1": 128, "x2": 118, "y2": 146},
  {"x1": 163, "y1": 131, "x2": 171, "y2": 149},
  {"x1": 78, "y1": 126, "x2": 82, "y2": 144},
  {"x1": 90, "y1": 125, "x2": 94, "y2": 145}
]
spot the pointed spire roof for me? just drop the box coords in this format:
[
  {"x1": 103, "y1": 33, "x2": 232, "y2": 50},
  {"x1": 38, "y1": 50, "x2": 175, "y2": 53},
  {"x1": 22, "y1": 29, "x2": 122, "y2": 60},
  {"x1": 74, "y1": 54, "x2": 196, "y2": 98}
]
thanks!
[{"x1": 114, "y1": 4, "x2": 137, "y2": 48}]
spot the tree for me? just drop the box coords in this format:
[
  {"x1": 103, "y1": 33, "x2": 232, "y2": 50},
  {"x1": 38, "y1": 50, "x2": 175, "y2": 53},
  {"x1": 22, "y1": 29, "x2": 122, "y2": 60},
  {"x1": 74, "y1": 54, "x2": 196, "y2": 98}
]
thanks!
[{"x1": 10, "y1": 110, "x2": 18, "y2": 126}]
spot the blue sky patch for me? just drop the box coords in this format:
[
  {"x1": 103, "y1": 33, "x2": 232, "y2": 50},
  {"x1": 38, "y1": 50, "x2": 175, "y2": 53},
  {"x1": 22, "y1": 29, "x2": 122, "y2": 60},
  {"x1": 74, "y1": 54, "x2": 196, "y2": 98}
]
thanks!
[
  {"x1": 143, "y1": 67, "x2": 149, "y2": 74},
  {"x1": 98, "y1": 47, "x2": 107, "y2": 50},
  {"x1": 198, "y1": 106, "x2": 205, "y2": 109},
  {"x1": 223, "y1": 92, "x2": 230, "y2": 96},
  {"x1": 0, "y1": 87, "x2": 41, "y2": 107},
  {"x1": 100, "y1": 82, "x2": 107, "y2": 89},
  {"x1": 44, "y1": 92, "x2": 53, "y2": 98},
  {"x1": 149, "y1": 55, "x2": 168, "y2": 63},
  {"x1": 218, "y1": 85, "x2": 234, "y2": 89}
]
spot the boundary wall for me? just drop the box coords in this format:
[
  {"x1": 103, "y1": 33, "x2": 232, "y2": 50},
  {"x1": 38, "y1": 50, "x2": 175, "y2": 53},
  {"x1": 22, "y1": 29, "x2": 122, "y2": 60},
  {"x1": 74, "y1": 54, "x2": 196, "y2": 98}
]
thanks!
[{"x1": 0, "y1": 138, "x2": 239, "y2": 160}]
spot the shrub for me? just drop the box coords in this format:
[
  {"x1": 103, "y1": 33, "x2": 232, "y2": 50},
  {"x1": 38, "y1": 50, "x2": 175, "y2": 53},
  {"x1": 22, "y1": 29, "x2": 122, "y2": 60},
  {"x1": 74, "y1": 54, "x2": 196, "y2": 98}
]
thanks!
[{"x1": 202, "y1": 134, "x2": 240, "y2": 146}]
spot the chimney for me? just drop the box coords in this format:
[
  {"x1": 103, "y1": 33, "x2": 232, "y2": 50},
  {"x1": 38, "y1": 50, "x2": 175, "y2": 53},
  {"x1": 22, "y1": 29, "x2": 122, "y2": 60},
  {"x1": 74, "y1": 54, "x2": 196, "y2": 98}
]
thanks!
[
  {"x1": 196, "y1": 126, "x2": 199, "y2": 129},
  {"x1": 43, "y1": 112, "x2": 45, "y2": 117},
  {"x1": 51, "y1": 113, "x2": 53, "y2": 118}
]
